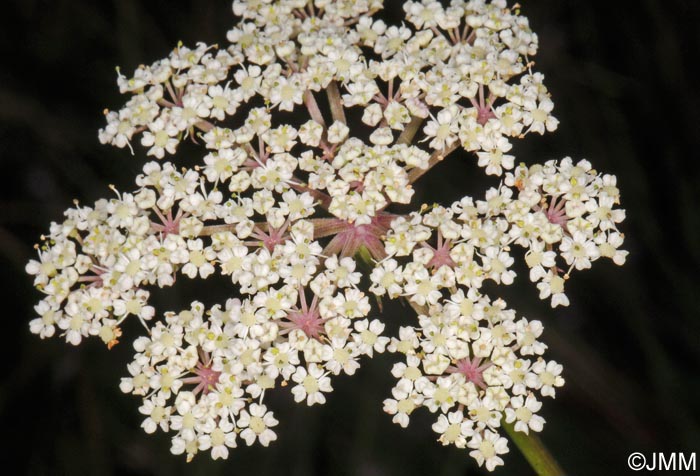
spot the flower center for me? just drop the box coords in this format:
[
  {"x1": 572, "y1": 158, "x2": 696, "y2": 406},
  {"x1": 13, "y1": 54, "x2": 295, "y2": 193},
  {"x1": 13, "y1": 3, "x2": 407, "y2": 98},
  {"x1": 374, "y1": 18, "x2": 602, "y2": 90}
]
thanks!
[
  {"x1": 193, "y1": 362, "x2": 221, "y2": 395},
  {"x1": 544, "y1": 196, "x2": 568, "y2": 228},
  {"x1": 151, "y1": 208, "x2": 184, "y2": 237},
  {"x1": 251, "y1": 220, "x2": 290, "y2": 251},
  {"x1": 476, "y1": 106, "x2": 496, "y2": 126},
  {"x1": 425, "y1": 231, "x2": 456, "y2": 269},
  {"x1": 474, "y1": 83, "x2": 496, "y2": 126},
  {"x1": 450, "y1": 356, "x2": 491, "y2": 389},
  {"x1": 323, "y1": 212, "x2": 395, "y2": 260},
  {"x1": 280, "y1": 287, "x2": 325, "y2": 340},
  {"x1": 181, "y1": 349, "x2": 221, "y2": 396}
]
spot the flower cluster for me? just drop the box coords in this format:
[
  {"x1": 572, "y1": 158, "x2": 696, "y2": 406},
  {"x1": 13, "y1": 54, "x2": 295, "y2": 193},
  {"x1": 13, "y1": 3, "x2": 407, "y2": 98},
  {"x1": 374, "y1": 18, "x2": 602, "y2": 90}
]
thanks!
[
  {"x1": 372, "y1": 156, "x2": 627, "y2": 309},
  {"x1": 26, "y1": 0, "x2": 627, "y2": 471},
  {"x1": 383, "y1": 296, "x2": 562, "y2": 471},
  {"x1": 121, "y1": 291, "x2": 385, "y2": 460},
  {"x1": 99, "y1": 0, "x2": 556, "y2": 178},
  {"x1": 506, "y1": 158, "x2": 627, "y2": 306}
]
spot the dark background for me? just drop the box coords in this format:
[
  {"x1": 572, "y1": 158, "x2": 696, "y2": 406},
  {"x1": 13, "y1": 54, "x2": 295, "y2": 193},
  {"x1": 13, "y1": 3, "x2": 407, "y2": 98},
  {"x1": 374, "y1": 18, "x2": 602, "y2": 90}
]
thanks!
[{"x1": 1, "y1": 1, "x2": 699, "y2": 475}]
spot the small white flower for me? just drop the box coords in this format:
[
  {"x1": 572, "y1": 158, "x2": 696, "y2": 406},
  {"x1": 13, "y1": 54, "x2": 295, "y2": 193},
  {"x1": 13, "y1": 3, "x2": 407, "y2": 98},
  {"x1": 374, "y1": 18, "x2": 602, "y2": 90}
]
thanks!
[
  {"x1": 468, "y1": 430, "x2": 509, "y2": 471},
  {"x1": 198, "y1": 418, "x2": 237, "y2": 460},
  {"x1": 432, "y1": 411, "x2": 474, "y2": 448},
  {"x1": 291, "y1": 364, "x2": 333, "y2": 406},
  {"x1": 505, "y1": 394, "x2": 545, "y2": 434},
  {"x1": 238, "y1": 403, "x2": 279, "y2": 447}
]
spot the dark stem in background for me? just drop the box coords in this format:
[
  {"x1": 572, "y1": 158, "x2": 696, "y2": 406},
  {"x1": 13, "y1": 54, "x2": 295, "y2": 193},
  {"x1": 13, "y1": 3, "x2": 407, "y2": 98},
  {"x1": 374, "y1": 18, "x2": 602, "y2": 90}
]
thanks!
[{"x1": 503, "y1": 420, "x2": 565, "y2": 476}]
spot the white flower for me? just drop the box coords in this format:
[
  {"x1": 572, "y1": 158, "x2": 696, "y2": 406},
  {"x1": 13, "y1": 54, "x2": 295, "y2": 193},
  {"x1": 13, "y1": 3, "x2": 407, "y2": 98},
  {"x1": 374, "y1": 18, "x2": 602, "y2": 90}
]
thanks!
[
  {"x1": 198, "y1": 418, "x2": 237, "y2": 460},
  {"x1": 353, "y1": 319, "x2": 389, "y2": 356},
  {"x1": 269, "y1": 75, "x2": 305, "y2": 111},
  {"x1": 560, "y1": 231, "x2": 600, "y2": 270},
  {"x1": 468, "y1": 429, "x2": 509, "y2": 471},
  {"x1": 432, "y1": 411, "x2": 474, "y2": 448},
  {"x1": 369, "y1": 258, "x2": 404, "y2": 298},
  {"x1": 139, "y1": 396, "x2": 172, "y2": 434},
  {"x1": 238, "y1": 403, "x2": 279, "y2": 447},
  {"x1": 383, "y1": 379, "x2": 421, "y2": 428},
  {"x1": 141, "y1": 114, "x2": 179, "y2": 158},
  {"x1": 291, "y1": 364, "x2": 333, "y2": 405},
  {"x1": 536, "y1": 272, "x2": 570, "y2": 308},
  {"x1": 327, "y1": 121, "x2": 350, "y2": 144},
  {"x1": 423, "y1": 107, "x2": 459, "y2": 151},
  {"x1": 181, "y1": 239, "x2": 216, "y2": 279},
  {"x1": 532, "y1": 359, "x2": 565, "y2": 398},
  {"x1": 505, "y1": 394, "x2": 545, "y2": 434}
]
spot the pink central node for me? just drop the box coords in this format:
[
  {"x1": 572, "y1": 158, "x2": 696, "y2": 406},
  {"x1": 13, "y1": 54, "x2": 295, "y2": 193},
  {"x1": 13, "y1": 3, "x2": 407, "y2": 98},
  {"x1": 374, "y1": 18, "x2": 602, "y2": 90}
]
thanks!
[
  {"x1": 280, "y1": 287, "x2": 325, "y2": 340},
  {"x1": 476, "y1": 106, "x2": 497, "y2": 126},
  {"x1": 448, "y1": 356, "x2": 492, "y2": 389},
  {"x1": 181, "y1": 350, "x2": 221, "y2": 396},
  {"x1": 151, "y1": 208, "x2": 184, "y2": 237},
  {"x1": 251, "y1": 220, "x2": 291, "y2": 252},
  {"x1": 77, "y1": 266, "x2": 106, "y2": 288},
  {"x1": 425, "y1": 231, "x2": 456, "y2": 269},
  {"x1": 544, "y1": 196, "x2": 568, "y2": 228},
  {"x1": 322, "y1": 212, "x2": 395, "y2": 261},
  {"x1": 472, "y1": 83, "x2": 496, "y2": 126},
  {"x1": 349, "y1": 180, "x2": 365, "y2": 193}
]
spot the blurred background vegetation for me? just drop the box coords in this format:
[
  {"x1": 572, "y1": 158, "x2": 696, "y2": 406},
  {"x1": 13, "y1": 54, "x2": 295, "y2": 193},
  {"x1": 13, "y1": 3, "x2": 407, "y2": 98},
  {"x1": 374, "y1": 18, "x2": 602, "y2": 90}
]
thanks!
[{"x1": 1, "y1": 0, "x2": 699, "y2": 475}]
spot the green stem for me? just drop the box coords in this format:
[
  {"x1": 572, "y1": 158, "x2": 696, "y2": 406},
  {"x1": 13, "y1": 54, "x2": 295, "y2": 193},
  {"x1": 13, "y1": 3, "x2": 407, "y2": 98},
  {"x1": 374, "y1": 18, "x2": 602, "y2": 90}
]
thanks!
[
  {"x1": 303, "y1": 90, "x2": 327, "y2": 128},
  {"x1": 355, "y1": 245, "x2": 375, "y2": 271},
  {"x1": 326, "y1": 80, "x2": 347, "y2": 125},
  {"x1": 197, "y1": 224, "x2": 234, "y2": 236},
  {"x1": 397, "y1": 115, "x2": 424, "y2": 145},
  {"x1": 502, "y1": 420, "x2": 565, "y2": 476},
  {"x1": 407, "y1": 143, "x2": 459, "y2": 184}
]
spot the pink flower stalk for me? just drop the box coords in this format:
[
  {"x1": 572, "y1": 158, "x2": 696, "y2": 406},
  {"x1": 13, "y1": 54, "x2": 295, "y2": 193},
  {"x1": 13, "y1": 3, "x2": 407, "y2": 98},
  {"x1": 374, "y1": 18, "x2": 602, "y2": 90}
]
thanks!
[
  {"x1": 181, "y1": 349, "x2": 221, "y2": 396},
  {"x1": 250, "y1": 220, "x2": 291, "y2": 251},
  {"x1": 424, "y1": 231, "x2": 456, "y2": 269},
  {"x1": 280, "y1": 287, "x2": 325, "y2": 340},
  {"x1": 76, "y1": 265, "x2": 107, "y2": 288},
  {"x1": 471, "y1": 84, "x2": 497, "y2": 126},
  {"x1": 315, "y1": 212, "x2": 396, "y2": 261},
  {"x1": 543, "y1": 196, "x2": 568, "y2": 228},
  {"x1": 151, "y1": 207, "x2": 185, "y2": 237},
  {"x1": 448, "y1": 356, "x2": 492, "y2": 389}
]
